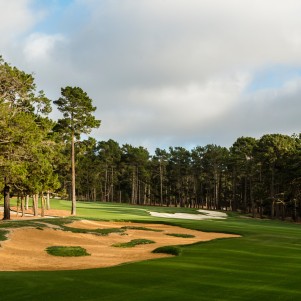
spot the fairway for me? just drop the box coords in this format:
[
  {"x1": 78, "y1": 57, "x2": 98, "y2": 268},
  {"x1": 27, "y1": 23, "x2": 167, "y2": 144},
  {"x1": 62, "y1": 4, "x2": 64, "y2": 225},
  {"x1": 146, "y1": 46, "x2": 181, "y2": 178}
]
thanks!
[{"x1": 0, "y1": 200, "x2": 301, "y2": 301}]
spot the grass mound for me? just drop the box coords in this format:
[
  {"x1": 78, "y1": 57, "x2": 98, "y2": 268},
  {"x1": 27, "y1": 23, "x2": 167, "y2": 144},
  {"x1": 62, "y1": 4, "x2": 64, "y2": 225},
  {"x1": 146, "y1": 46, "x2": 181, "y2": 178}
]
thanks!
[
  {"x1": 152, "y1": 246, "x2": 181, "y2": 256},
  {"x1": 112, "y1": 239, "x2": 155, "y2": 248},
  {"x1": 166, "y1": 233, "x2": 195, "y2": 238},
  {"x1": 46, "y1": 246, "x2": 90, "y2": 257}
]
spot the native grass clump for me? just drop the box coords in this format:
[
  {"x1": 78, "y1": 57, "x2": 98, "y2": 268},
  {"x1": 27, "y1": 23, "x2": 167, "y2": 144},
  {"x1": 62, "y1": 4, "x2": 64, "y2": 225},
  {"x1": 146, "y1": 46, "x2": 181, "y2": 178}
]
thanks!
[
  {"x1": 166, "y1": 233, "x2": 195, "y2": 238},
  {"x1": 112, "y1": 239, "x2": 155, "y2": 248},
  {"x1": 46, "y1": 246, "x2": 90, "y2": 257}
]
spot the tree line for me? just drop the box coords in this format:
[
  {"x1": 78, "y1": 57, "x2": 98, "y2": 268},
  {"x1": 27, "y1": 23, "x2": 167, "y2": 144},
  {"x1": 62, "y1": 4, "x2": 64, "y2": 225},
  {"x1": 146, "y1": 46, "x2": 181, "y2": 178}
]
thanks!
[
  {"x1": 1, "y1": 57, "x2": 301, "y2": 221},
  {"x1": 73, "y1": 135, "x2": 301, "y2": 221}
]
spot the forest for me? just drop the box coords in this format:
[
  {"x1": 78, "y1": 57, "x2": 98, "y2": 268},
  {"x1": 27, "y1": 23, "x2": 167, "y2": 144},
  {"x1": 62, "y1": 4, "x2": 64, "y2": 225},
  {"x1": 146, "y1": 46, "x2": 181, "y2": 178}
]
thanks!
[{"x1": 1, "y1": 57, "x2": 301, "y2": 221}]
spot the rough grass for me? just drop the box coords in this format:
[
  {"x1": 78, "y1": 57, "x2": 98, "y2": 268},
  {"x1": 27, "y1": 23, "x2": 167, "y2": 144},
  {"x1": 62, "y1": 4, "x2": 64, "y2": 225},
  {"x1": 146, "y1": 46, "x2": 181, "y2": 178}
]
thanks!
[
  {"x1": 112, "y1": 239, "x2": 155, "y2": 248},
  {"x1": 46, "y1": 246, "x2": 90, "y2": 257},
  {"x1": 152, "y1": 245, "x2": 181, "y2": 256},
  {"x1": 0, "y1": 229, "x2": 9, "y2": 242},
  {"x1": 121, "y1": 226, "x2": 163, "y2": 232},
  {"x1": 165, "y1": 233, "x2": 195, "y2": 238},
  {"x1": 61, "y1": 226, "x2": 125, "y2": 236},
  {"x1": 0, "y1": 220, "x2": 47, "y2": 229}
]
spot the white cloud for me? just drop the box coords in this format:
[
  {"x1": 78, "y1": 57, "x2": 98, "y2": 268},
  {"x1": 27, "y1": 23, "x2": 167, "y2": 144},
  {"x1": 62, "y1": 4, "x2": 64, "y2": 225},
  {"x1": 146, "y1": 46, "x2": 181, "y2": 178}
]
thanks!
[
  {"x1": 23, "y1": 33, "x2": 66, "y2": 61},
  {"x1": 0, "y1": 0, "x2": 34, "y2": 33},
  {"x1": 3, "y1": 0, "x2": 301, "y2": 151},
  {"x1": 0, "y1": 0, "x2": 43, "y2": 55}
]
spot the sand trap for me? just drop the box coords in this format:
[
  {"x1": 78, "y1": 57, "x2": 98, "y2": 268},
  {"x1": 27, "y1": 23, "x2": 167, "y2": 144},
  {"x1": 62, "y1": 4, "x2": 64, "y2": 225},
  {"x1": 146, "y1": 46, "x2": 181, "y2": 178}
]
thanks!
[
  {"x1": 149, "y1": 209, "x2": 228, "y2": 220},
  {"x1": 0, "y1": 219, "x2": 239, "y2": 271}
]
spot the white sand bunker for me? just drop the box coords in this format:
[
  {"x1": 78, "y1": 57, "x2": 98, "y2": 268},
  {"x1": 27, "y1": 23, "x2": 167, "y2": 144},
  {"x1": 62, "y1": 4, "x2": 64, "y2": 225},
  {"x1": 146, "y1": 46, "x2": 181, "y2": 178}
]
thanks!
[
  {"x1": 149, "y1": 209, "x2": 228, "y2": 220},
  {"x1": 0, "y1": 220, "x2": 239, "y2": 271}
]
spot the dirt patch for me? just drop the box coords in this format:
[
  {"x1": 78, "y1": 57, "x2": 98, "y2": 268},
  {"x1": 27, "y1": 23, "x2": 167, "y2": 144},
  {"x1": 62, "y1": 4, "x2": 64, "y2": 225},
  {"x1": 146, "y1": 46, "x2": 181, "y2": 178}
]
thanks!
[
  {"x1": 0, "y1": 207, "x2": 71, "y2": 220},
  {"x1": 0, "y1": 219, "x2": 240, "y2": 271}
]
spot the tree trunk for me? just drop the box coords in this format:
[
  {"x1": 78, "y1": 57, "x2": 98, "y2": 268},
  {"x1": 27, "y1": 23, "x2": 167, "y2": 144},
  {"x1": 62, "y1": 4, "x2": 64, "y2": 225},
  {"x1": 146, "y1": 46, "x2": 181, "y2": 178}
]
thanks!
[
  {"x1": 41, "y1": 194, "x2": 45, "y2": 217},
  {"x1": 16, "y1": 194, "x2": 20, "y2": 217},
  {"x1": 46, "y1": 191, "x2": 50, "y2": 210},
  {"x1": 104, "y1": 166, "x2": 108, "y2": 202},
  {"x1": 131, "y1": 166, "x2": 136, "y2": 204},
  {"x1": 3, "y1": 185, "x2": 10, "y2": 220},
  {"x1": 232, "y1": 170, "x2": 236, "y2": 211},
  {"x1": 159, "y1": 161, "x2": 163, "y2": 206},
  {"x1": 33, "y1": 194, "x2": 39, "y2": 216},
  {"x1": 21, "y1": 195, "x2": 25, "y2": 217},
  {"x1": 111, "y1": 167, "x2": 114, "y2": 202},
  {"x1": 25, "y1": 195, "x2": 29, "y2": 210},
  {"x1": 250, "y1": 179, "x2": 255, "y2": 218},
  {"x1": 71, "y1": 131, "x2": 76, "y2": 215},
  {"x1": 244, "y1": 177, "x2": 247, "y2": 213}
]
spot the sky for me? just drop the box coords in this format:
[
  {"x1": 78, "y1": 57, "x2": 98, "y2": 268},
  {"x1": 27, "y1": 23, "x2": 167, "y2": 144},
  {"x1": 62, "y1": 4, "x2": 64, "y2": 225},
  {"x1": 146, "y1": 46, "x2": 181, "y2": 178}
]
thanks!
[{"x1": 1, "y1": 0, "x2": 301, "y2": 153}]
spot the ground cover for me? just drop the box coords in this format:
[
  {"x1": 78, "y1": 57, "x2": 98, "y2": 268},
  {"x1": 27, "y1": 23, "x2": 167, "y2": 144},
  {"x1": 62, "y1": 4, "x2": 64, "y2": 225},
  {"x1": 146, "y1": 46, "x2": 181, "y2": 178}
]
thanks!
[
  {"x1": 165, "y1": 233, "x2": 195, "y2": 238},
  {"x1": 0, "y1": 200, "x2": 300, "y2": 300},
  {"x1": 112, "y1": 239, "x2": 155, "y2": 248},
  {"x1": 46, "y1": 246, "x2": 90, "y2": 257}
]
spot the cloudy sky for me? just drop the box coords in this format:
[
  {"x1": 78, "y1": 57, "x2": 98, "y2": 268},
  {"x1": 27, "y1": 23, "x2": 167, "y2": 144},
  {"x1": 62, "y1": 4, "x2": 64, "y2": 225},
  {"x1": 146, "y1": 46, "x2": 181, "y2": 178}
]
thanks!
[{"x1": 1, "y1": 0, "x2": 301, "y2": 152}]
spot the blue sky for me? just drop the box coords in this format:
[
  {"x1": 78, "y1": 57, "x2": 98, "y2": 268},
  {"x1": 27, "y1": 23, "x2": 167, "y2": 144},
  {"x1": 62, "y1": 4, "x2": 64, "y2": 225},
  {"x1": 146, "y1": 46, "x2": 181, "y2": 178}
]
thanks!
[
  {"x1": 247, "y1": 65, "x2": 301, "y2": 92},
  {"x1": 1, "y1": 0, "x2": 301, "y2": 152},
  {"x1": 30, "y1": 0, "x2": 90, "y2": 34}
]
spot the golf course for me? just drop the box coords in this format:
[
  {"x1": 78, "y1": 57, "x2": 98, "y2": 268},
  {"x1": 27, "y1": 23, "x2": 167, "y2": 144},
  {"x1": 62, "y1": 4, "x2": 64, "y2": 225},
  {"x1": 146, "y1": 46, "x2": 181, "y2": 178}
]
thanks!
[{"x1": 0, "y1": 200, "x2": 300, "y2": 301}]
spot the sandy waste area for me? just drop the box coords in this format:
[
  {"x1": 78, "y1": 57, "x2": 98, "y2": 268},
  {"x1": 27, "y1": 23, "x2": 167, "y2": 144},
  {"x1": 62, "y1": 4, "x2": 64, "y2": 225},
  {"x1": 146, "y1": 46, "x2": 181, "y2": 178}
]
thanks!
[{"x1": 0, "y1": 217, "x2": 239, "y2": 272}]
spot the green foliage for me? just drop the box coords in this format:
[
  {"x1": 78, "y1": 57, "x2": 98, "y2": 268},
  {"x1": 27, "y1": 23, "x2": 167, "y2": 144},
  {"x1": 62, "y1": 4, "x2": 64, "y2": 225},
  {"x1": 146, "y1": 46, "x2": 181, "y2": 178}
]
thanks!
[
  {"x1": 0, "y1": 56, "x2": 51, "y2": 114},
  {"x1": 46, "y1": 246, "x2": 90, "y2": 257},
  {"x1": 152, "y1": 245, "x2": 181, "y2": 256},
  {"x1": 54, "y1": 86, "x2": 101, "y2": 138},
  {"x1": 0, "y1": 57, "x2": 59, "y2": 220},
  {"x1": 165, "y1": 233, "x2": 195, "y2": 238},
  {"x1": 112, "y1": 239, "x2": 155, "y2": 248}
]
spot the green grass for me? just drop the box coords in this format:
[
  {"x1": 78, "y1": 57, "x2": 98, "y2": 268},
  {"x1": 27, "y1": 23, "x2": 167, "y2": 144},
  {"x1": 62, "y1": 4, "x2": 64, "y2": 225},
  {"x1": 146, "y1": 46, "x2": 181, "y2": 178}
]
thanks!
[
  {"x1": 60, "y1": 225, "x2": 125, "y2": 236},
  {"x1": 1, "y1": 200, "x2": 301, "y2": 300},
  {"x1": 0, "y1": 220, "x2": 47, "y2": 229},
  {"x1": 152, "y1": 246, "x2": 181, "y2": 256},
  {"x1": 112, "y1": 239, "x2": 155, "y2": 248},
  {"x1": 165, "y1": 233, "x2": 195, "y2": 238},
  {"x1": 46, "y1": 246, "x2": 90, "y2": 257},
  {"x1": 0, "y1": 229, "x2": 9, "y2": 241}
]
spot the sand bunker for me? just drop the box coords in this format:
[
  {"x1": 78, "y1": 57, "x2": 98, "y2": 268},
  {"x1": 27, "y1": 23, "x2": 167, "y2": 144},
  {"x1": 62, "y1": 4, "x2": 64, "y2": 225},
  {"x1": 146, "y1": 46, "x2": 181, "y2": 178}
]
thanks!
[
  {"x1": 149, "y1": 209, "x2": 228, "y2": 220},
  {"x1": 0, "y1": 219, "x2": 239, "y2": 271}
]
